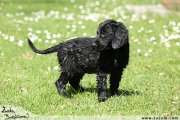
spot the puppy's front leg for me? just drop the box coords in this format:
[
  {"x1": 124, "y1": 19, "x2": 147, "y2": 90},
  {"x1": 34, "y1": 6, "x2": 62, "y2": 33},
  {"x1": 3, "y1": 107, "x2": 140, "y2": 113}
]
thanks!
[
  {"x1": 110, "y1": 68, "x2": 123, "y2": 96},
  {"x1": 97, "y1": 72, "x2": 108, "y2": 102}
]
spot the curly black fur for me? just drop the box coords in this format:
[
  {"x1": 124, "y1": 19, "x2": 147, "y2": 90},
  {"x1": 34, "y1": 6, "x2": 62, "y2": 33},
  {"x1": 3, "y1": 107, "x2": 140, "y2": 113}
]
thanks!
[{"x1": 27, "y1": 19, "x2": 129, "y2": 102}]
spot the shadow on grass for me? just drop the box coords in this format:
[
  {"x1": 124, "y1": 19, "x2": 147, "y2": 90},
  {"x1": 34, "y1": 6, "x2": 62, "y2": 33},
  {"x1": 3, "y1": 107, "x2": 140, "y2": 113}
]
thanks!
[
  {"x1": 118, "y1": 89, "x2": 141, "y2": 96},
  {"x1": 70, "y1": 87, "x2": 141, "y2": 96}
]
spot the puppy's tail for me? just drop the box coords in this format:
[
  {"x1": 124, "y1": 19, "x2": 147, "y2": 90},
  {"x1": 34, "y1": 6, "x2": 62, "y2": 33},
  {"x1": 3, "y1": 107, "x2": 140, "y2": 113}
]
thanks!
[{"x1": 27, "y1": 38, "x2": 59, "y2": 54}]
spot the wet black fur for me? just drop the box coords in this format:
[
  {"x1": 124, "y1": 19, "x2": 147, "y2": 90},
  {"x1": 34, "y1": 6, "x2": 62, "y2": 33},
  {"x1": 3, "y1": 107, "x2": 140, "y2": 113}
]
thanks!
[{"x1": 27, "y1": 19, "x2": 129, "y2": 102}]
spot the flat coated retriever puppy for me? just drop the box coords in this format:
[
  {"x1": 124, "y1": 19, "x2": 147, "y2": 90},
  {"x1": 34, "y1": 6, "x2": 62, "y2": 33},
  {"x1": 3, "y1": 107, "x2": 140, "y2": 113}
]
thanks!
[{"x1": 27, "y1": 19, "x2": 129, "y2": 102}]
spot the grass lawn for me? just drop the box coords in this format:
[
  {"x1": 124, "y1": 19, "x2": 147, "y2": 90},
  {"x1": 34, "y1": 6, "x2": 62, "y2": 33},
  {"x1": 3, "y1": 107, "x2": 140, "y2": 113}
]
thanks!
[{"x1": 0, "y1": 0, "x2": 179, "y2": 117}]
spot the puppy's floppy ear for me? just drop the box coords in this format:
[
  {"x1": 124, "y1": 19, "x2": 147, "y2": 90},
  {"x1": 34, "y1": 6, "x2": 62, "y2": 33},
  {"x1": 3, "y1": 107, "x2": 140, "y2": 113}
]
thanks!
[{"x1": 112, "y1": 22, "x2": 128, "y2": 49}]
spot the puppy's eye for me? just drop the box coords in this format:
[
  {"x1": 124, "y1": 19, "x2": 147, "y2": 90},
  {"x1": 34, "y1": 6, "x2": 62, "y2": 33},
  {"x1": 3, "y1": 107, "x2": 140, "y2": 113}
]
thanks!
[
  {"x1": 103, "y1": 32, "x2": 108, "y2": 35},
  {"x1": 106, "y1": 26, "x2": 110, "y2": 30},
  {"x1": 106, "y1": 26, "x2": 111, "y2": 30},
  {"x1": 101, "y1": 32, "x2": 108, "y2": 37}
]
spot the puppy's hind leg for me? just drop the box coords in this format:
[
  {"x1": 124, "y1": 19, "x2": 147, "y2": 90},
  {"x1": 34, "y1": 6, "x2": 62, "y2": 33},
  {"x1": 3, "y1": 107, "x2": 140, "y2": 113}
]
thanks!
[
  {"x1": 69, "y1": 73, "x2": 85, "y2": 92},
  {"x1": 97, "y1": 72, "x2": 108, "y2": 102},
  {"x1": 55, "y1": 72, "x2": 71, "y2": 98}
]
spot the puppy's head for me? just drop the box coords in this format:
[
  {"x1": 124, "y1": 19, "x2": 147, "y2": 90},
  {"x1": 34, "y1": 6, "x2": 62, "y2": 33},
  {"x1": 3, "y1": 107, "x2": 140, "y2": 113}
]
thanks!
[{"x1": 93, "y1": 19, "x2": 128, "y2": 50}]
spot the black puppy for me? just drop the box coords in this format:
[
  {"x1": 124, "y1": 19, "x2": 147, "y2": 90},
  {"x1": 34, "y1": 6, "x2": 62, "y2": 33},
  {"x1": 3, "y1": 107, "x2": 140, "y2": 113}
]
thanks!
[{"x1": 28, "y1": 19, "x2": 129, "y2": 102}]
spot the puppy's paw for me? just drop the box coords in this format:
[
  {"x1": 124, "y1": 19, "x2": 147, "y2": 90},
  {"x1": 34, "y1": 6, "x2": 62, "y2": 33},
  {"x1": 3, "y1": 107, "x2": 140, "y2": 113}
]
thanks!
[
  {"x1": 55, "y1": 81, "x2": 72, "y2": 98},
  {"x1": 61, "y1": 91, "x2": 73, "y2": 98},
  {"x1": 98, "y1": 92, "x2": 108, "y2": 102}
]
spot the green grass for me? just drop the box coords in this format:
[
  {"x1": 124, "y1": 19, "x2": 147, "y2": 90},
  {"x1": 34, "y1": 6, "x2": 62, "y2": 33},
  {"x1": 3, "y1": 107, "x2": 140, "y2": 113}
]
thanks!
[{"x1": 0, "y1": 0, "x2": 179, "y2": 117}]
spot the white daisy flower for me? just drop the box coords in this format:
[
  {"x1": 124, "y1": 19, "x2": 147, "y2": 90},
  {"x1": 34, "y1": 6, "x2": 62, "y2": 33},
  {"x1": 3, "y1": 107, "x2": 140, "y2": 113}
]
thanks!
[
  {"x1": 95, "y1": 1, "x2": 100, "y2": 6},
  {"x1": 53, "y1": 66, "x2": 59, "y2": 70},
  {"x1": 153, "y1": 42, "x2": 157, "y2": 45},
  {"x1": 141, "y1": 14, "x2": 147, "y2": 20},
  {"x1": 148, "y1": 19, "x2": 155, "y2": 24},
  {"x1": 148, "y1": 49, "x2": 153, "y2": 53},
  {"x1": 129, "y1": 25, "x2": 133, "y2": 29},
  {"x1": 46, "y1": 35, "x2": 51, "y2": 39},
  {"x1": 18, "y1": 28, "x2": 22, "y2": 31},
  {"x1": 51, "y1": 40, "x2": 57, "y2": 44},
  {"x1": 18, "y1": 40, "x2": 23, "y2": 47},
  {"x1": 169, "y1": 21, "x2": 176, "y2": 26},
  {"x1": 148, "y1": 30, "x2": 153, "y2": 33},
  {"x1": 44, "y1": 30, "x2": 49, "y2": 34},
  {"x1": 70, "y1": 0, "x2": 75, "y2": 3},
  {"x1": 47, "y1": 67, "x2": 51, "y2": 72},
  {"x1": 134, "y1": 39, "x2": 139, "y2": 43},
  {"x1": 144, "y1": 53, "x2": 149, "y2": 57},
  {"x1": 4, "y1": 35, "x2": 9, "y2": 40},
  {"x1": 10, "y1": 36, "x2": 15, "y2": 42},
  {"x1": 28, "y1": 28, "x2": 33, "y2": 32},
  {"x1": 72, "y1": 24, "x2": 76, "y2": 28},
  {"x1": 66, "y1": 14, "x2": 74, "y2": 20},
  {"x1": 163, "y1": 25, "x2": 167, "y2": 28},
  {"x1": 81, "y1": 25, "x2": 86, "y2": 29},
  {"x1": 45, "y1": 40, "x2": 49, "y2": 43},
  {"x1": 78, "y1": 21, "x2": 83, "y2": 25},
  {"x1": 137, "y1": 49, "x2": 141, "y2": 53},
  {"x1": 165, "y1": 42, "x2": 170, "y2": 48},
  {"x1": 138, "y1": 27, "x2": 144, "y2": 33},
  {"x1": 176, "y1": 42, "x2": 180, "y2": 46},
  {"x1": 83, "y1": 33, "x2": 87, "y2": 36},
  {"x1": 79, "y1": 5, "x2": 84, "y2": 10},
  {"x1": 72, "y1": 28, "x2": 76, "y2": 32},
  {"x1": 52, "y1": 34, "x2": 57, "y2": 38},
  {"x1": 66, "y1": 25, "x2": 71, "y2": 29},
  {"x1": 1, "y1": 52, "x2": 4, "y2": 56},
  {"x1": 149, "y1": 36, "x2": 156, "y2": 41},
  {"x1": 57, "y1": 33, "x2": 62, "y2": 38}
]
